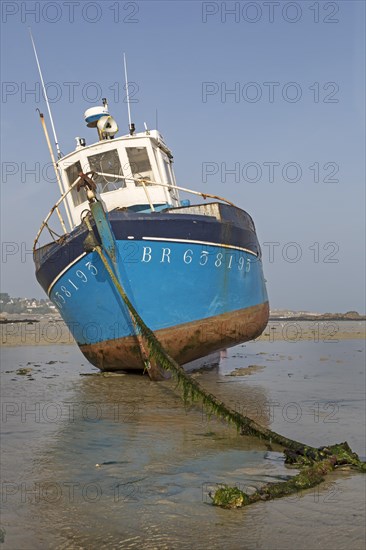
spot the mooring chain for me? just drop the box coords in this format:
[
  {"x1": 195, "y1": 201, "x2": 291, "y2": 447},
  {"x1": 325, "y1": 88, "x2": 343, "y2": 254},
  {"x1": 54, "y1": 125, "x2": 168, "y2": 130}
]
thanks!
[{"x1": 77, "y1": 173, "x2": 366, "y2": 508}]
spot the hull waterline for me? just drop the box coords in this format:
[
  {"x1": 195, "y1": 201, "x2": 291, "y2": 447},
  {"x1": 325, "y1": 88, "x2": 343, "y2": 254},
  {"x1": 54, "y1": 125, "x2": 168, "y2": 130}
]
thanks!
[
  {"x1": 34, "y1": 205, "x2": 269, "y2": 372},
  {"x1": 80, "y1": 302, "x2": 269, "y2": 372}
]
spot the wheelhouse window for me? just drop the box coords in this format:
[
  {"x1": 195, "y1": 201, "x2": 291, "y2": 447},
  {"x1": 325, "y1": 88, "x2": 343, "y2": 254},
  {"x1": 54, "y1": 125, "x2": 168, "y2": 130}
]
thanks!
[
  {"x1": 126, "y1": 147, "x2": 154, "y2": 185},
  {"x1": 88, "y1": 149, "x2": 125, "y2": 193},
  {"x1": 65, "y1": 160, "x2": 87, "y2": 206}
]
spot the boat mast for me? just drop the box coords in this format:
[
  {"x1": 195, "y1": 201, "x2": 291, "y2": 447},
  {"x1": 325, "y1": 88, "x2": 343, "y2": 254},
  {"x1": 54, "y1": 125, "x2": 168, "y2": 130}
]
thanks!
[
  {"x1": 37, "y1": 110, "x2": 73, "y2": 232},
  {"x1": 123, "y1": 53, "x2": 135, "y2": 136},
  {"x1": 29, "y1": 28, "x2": 62, "y2": 159}
]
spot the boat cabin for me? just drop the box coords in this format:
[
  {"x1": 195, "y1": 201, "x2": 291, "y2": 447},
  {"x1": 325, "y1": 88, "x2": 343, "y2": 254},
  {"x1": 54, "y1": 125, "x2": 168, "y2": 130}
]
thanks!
[{"x1": 57, "y1": 103, "x2": 182, "y2": 229}]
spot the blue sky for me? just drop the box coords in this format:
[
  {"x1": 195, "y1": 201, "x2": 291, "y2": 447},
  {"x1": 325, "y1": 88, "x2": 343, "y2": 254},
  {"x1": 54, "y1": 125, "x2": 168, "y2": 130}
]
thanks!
[{"x1": 1, "y1": 0, "x2": 365, "y2": 312}]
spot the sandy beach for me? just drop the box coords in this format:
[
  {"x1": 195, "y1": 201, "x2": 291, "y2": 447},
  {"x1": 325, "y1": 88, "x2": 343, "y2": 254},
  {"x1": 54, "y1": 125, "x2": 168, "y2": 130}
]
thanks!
[{"x1": 1, "y1": 315, "x2": 365, "y2": 347}]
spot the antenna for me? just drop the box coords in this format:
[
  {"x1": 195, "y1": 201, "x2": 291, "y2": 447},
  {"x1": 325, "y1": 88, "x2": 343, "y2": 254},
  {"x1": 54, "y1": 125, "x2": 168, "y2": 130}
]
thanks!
[
  {"x1": 37, "y1": 109, "x2": 72, "y2": 231},
  {"x1": 29, "y1": 28, "x2": 62, "y2": 159},
  {"x1": 123, "y1": 53, "x2": 135, "y2": 136}
]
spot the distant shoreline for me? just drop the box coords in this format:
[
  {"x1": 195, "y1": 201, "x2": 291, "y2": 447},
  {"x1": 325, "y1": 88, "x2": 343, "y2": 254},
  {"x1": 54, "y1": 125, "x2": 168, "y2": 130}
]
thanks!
[
  {"x1": 1, "y1": 316, "x2": 365, "y2": 347},
  {"x1": 2, "y1": 317, "x2": 365, "y2": 325},
  {"x1": 269, "y1": 315, "x2": 366, "y2": 322},
  {"x1": 1, "y1": 313, "x2": 365, "y2": 325}
]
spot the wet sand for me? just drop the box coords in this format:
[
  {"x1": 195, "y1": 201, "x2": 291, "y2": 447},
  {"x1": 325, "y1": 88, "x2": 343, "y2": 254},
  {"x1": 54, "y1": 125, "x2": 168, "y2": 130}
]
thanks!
[
  {"x1": 0, "y1": 337, "x2": 365, "y2": 549},
  {"x1": 259, "y1": 319, "x2": 365, "y2": 342},
  {"x1": 1, "y1": 317, "x2": 365, "y2": 347}
]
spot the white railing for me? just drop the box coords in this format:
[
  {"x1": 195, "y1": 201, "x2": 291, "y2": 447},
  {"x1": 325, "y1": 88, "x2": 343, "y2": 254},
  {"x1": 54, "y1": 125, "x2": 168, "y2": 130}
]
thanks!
[
  {"x1": 33, "y1": 174, "x2": 235, "y2": 251},
  {"x1": 33, "y1": 177, "x2": 81, "y2": 250}
]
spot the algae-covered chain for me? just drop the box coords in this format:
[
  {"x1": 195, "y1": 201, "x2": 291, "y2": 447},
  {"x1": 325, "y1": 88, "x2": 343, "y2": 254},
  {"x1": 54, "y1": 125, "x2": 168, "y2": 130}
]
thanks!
[
  {"x1": 212, "y1": 442, "x2": 366, "y2": 509},
  {"x1": 85, "y1": 220, "x2": 366, "y2": 509}
]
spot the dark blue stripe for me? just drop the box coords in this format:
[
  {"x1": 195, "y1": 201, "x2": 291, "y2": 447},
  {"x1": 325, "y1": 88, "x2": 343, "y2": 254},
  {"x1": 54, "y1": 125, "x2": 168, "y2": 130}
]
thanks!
[{"x1": 34, "y1": 204, "x2": 260, "y2": 294}]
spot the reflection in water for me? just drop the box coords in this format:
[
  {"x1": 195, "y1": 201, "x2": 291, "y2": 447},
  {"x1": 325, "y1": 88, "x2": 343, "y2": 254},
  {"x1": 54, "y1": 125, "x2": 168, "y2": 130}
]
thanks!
[{"x1": 1, "y1": 338, "x2": 365, "y2": 549}]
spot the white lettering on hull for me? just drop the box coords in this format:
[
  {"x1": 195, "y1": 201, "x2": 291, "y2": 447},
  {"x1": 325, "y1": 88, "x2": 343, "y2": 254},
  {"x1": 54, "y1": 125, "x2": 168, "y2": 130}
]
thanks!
[{"x1": 51, "y1": 246, "x2": 253, "y2": 311}]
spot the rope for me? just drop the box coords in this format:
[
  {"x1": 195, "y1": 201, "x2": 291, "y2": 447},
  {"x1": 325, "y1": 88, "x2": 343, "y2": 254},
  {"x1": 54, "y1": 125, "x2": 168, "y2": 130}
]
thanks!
[
  {"x1": 44, "y1": 222, "x2": 62, "y2": 241},
  {"x1": 95, "y1": 245, "x2": 366, "y2": 508},
  {"x1": 86, "y1": 218, "x2": 366, "y2": 508},
  {"x1": 82, "y1": 211, "x2": 164, "y2": 380}
]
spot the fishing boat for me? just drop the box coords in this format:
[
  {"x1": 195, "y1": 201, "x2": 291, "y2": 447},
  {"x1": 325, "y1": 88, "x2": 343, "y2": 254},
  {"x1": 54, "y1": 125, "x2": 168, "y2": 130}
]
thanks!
[{"x1": 31, "y1": 48, "x2": 269, "y2": 375}]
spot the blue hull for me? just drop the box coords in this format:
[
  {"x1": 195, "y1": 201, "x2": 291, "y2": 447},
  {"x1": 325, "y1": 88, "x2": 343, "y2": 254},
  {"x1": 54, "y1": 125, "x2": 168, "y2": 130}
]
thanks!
[{"x1": 34, "y1": 204, "x2": 269, "y2": 371}]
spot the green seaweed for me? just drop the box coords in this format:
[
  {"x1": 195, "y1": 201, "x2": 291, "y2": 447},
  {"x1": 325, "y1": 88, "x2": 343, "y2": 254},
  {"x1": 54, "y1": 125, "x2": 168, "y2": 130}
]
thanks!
[
  {"x1": 16, "y1": 367, "x2": 32, "y2": 376},
  {"x1": 209, "y1": 444, "x2": 364, "y2": 509},
  {"x1": 211, "y1": 486, "x2": 250, "y2": 509}
]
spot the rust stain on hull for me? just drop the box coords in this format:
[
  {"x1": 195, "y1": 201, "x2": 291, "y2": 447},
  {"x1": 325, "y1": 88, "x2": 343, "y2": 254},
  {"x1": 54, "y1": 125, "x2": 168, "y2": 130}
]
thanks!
[{"x1": 80, "y1": 302, "x2": 269, "y2": 372}]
